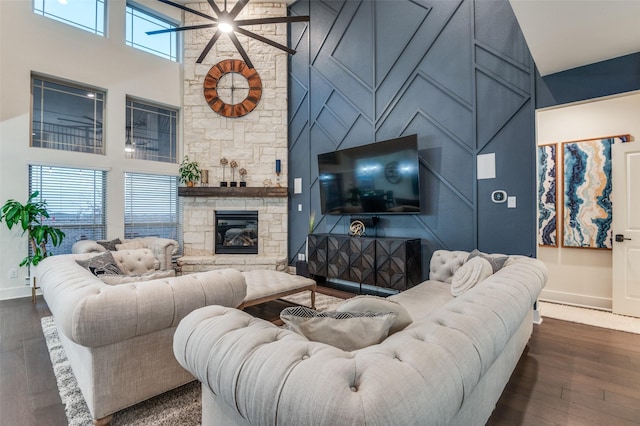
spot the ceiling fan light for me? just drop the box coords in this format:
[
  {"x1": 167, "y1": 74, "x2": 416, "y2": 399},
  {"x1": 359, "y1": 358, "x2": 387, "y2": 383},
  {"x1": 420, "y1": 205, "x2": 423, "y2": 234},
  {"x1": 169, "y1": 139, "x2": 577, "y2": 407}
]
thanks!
[{"x1": 219, "y1": 22, "x2": 233, "y2": 33}]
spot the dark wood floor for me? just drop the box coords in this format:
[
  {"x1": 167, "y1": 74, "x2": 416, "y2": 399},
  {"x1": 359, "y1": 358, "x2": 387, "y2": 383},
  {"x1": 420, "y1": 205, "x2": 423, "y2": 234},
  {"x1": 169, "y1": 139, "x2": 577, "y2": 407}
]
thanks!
[{"x1": 2, "y1": 292, "x2": 639, "y2": 426}]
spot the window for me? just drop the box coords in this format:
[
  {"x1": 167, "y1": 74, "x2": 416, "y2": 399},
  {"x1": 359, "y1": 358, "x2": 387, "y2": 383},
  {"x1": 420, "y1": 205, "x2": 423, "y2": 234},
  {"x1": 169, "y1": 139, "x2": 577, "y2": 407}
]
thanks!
[
  {"x1": 32, "y1": 76, "x2": 105, "y2": 154},
  {"x1": 126, "y1": 3, "x2": 179, "y2": 61},
  {"x1": 126, "y1": 98, "x2": 178, "y2": 163},
  {"x1": 29, "y1": 165, "x2": 107, "y2": 255},
  {"x1": 124, "y1": 172, "x2": 181, "y2": 245},
  {"x1": 33, "y1": 0, "x2": 105, "y2": 36}
]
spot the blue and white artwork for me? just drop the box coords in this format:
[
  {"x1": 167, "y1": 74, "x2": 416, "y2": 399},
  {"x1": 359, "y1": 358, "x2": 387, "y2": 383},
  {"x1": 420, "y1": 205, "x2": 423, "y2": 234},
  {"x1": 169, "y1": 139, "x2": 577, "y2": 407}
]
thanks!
[
  {"x1": 538, "y1": 144, "x2": 557, "y2": 246},
  {"x1": 562, "y1": 135, "x2": 629, "y2": 249}
]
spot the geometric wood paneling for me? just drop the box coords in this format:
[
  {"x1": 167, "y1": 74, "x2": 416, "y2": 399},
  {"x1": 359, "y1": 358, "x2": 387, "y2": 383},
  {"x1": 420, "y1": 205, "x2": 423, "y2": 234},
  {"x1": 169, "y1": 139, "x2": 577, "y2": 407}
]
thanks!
[{"x1": 288, "y1": 0, "x2": 536, "y2": 273}]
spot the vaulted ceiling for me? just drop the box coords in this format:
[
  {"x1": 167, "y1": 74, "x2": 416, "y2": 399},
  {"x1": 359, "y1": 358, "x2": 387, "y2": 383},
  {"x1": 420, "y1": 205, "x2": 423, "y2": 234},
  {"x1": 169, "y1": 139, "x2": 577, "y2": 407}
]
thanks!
[{"x1": 509, "y1": 0, "x2": 640, "y2": 76}]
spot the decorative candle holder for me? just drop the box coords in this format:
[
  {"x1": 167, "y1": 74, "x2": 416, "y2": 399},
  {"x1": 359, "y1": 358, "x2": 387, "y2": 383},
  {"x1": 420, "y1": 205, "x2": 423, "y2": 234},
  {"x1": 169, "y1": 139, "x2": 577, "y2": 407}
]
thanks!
[
  {"x1": 239, "y1": 168, "x2": 247, "y2": 187},
  {"x1": 230, "y1": 160, "x2": 238, "y2": 187},
  {"x1": 220, "y1": 157, "x2": 229, "y2": 187},
  {"x1": 200, "y1": 170, "x2": 209, "y2": 187},
  {"x1": 275, "y1": 159, "x2": 282, "y2": 187}
]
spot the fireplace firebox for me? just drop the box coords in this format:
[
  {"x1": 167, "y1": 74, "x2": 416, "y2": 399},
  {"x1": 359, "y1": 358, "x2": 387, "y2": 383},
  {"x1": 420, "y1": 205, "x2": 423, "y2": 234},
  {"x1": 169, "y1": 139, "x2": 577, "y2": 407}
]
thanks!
[{"x1": 215, "y1": 210, "x2": 258, "y2": 254}]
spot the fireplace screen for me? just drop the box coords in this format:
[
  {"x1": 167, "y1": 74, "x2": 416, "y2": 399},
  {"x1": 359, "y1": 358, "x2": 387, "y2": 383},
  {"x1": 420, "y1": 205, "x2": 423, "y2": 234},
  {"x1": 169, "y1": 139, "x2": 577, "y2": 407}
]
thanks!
[{"x1": 215, "y1": 210, "x2": 258, "y2": 254}]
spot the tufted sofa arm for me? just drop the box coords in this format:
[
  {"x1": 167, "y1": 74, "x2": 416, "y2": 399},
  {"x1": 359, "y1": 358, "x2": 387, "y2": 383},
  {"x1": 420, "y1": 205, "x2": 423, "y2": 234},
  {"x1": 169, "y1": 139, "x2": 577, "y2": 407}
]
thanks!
[
  {"x1": 72, "y1": 237, "x2": 179, "y2": 270},
  {"x1": 37, "y1": 254, "x2": 247, "y2": 348},
  {"x1": 174, "y1": 256, "x2": 548, "y2": 425}
]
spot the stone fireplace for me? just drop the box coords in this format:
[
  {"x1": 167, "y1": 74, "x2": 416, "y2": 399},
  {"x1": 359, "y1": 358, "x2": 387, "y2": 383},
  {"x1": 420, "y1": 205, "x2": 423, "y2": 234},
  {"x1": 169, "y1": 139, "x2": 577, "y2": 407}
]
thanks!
[
  {"x1": 178, "y1": 2, "x2": 290, "y2": 273},
  {"x1": 178, "y1": 188, "x2": 288, "y2": 272}
]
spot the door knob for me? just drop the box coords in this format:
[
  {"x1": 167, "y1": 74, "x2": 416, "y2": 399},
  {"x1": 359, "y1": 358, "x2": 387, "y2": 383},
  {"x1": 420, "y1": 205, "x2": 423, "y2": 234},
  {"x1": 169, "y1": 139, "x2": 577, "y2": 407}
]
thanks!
[{"x1": 615, "y1": 234, "x2": 631, "y2": 242}]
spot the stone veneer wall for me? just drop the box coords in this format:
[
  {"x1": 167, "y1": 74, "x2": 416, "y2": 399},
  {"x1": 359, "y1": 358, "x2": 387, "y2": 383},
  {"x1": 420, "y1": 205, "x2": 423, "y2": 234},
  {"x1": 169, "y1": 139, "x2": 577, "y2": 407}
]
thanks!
[{"x1": 180, "y1": 1, "x2": 289, "y2": 268}]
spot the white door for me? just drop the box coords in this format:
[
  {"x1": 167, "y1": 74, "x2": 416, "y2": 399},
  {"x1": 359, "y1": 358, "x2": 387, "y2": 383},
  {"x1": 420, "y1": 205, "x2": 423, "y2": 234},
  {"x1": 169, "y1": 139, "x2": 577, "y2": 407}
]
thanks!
[{"x1": 612, "y1": 141, "x2": 640, "y2": 317}]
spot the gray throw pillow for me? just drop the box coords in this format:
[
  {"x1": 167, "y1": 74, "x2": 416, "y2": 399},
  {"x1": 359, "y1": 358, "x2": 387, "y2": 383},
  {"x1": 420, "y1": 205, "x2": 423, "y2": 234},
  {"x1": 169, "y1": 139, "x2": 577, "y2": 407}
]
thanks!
[
  {"x1": 280, "y1": 306, "x2": 397, "y2": 351},
  {"x1": 336, "y1": 295, "x2": 412, "y2": 334},
  {"x1": 76, "y1": 251, "x2": 123, "y2": 276},
  {"x1": 467, "y1": 249, "x2": 508, "y2": 273},
  {"x1": 96, "y1": 238, "x2": 122, "y2": 251}
]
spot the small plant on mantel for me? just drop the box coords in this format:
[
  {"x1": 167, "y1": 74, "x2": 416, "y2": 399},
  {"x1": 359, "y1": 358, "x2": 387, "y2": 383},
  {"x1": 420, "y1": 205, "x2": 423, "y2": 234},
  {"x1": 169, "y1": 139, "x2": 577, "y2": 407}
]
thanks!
[{"x1": 179, "y1": 156, "x2": 202, "y2": 187}]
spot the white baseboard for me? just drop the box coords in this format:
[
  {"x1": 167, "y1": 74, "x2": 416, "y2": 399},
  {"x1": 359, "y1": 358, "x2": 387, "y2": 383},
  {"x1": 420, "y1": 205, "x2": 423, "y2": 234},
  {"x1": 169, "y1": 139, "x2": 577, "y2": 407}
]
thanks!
[
  {"x1": 0, "y1": 285, "x2": 37, "y2": 301},
  {"x1": 539, "y1": 289, "x2": 612, "y2": 311}
]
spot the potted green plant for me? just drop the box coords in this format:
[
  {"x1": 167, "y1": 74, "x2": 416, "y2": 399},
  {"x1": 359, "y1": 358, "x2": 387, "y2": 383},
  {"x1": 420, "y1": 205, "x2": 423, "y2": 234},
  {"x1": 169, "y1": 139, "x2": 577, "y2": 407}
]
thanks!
[
  {"x1": 179, "y1": 155, "x2": 202, "y2": 187},
  {"x1": 0, "y1": 191, "x2": 65, "y2": 268}
]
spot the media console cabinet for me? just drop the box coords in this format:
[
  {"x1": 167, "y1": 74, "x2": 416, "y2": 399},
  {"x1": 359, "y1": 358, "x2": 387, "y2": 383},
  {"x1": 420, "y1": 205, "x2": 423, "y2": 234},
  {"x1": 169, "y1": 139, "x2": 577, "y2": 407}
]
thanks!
[{"x1": 307, "y1": 234, "x2": 422, "y2": 291}]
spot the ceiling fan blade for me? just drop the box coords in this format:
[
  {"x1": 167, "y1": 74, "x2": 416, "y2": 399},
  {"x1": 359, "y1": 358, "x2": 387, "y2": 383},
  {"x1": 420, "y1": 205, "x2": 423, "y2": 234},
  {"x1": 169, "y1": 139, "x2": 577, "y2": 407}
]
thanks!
[
  {"x1": 156, "y1": 0, "x2": 217, "y2": 22},
  {"x1": 197, "y1": 30, "x2": 223, "y2": 63},
  {"x1": 206, "y1": 0, "x2": 223, "y2": 17},
  {"x1": 147, "y1": 23, "x2": 217, "y2": 36},
  {"x1": 228, "y1": 32, "x2": 254, "y2": 69},
  {"x1": 235, "y1": 27, "x2": 296, "y2": 55},
  {"x1": 229, "y1": 0, "x2": 249, "y2": 18},
  {"x1": 235, "y1": 16, "x2": 310, "y2": 26}
]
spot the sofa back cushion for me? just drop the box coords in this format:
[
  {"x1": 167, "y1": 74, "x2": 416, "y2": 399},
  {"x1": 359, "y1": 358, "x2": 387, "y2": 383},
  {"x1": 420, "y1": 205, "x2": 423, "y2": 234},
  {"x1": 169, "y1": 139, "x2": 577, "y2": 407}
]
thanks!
[
  {"x1": 112, "y1": 249, "x2": 160, "y2": 275},
  {"x1": 429, "y1": 250, "x2": 470, "y2": 283}
]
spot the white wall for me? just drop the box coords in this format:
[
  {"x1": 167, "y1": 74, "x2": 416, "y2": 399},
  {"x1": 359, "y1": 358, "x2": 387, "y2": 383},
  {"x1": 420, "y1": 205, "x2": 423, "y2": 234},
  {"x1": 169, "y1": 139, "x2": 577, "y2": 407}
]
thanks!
[
  {"x1": 536, "y1": 91, "x2": 640, "y2": 309},
  {"x1": 0, "y1": 0, "x2": 183, "y2": 299}
]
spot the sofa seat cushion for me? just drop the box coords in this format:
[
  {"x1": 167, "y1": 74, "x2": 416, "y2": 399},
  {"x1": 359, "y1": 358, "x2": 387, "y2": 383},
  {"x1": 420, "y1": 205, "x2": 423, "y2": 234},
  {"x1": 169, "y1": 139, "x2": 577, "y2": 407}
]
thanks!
[
  {"x1": 388, "y1": 280, "x2": 454, "y2": 323},
  {"x1": 280, "y1": 306, "x2": 397, "y2": 351},
  {"x1": 336, "y1": 295, "x2": 412, "y2": 334},
  {"x1": 100, "y1": 269, "x2": 175, "y2": 285}
]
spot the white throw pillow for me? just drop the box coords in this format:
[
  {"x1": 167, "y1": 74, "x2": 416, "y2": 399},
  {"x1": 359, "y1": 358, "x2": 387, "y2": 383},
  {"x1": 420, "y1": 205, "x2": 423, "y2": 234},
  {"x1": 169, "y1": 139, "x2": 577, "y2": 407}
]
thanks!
[
  {"x1": 336, "y1": 295, "x2": 412, "y2": 334},
  {"x1": 280, "y1": 306, "x2": 397, "y2": 351},
  {"x1": 450, "y1": 256, "x2": 493, "y2": 296}
]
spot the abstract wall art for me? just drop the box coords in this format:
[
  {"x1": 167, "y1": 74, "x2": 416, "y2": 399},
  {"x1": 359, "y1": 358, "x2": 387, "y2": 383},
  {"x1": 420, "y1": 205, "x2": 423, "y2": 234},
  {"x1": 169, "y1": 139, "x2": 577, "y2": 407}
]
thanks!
[
  {"x1": 538, "y1": 144, "x2": 557, "y2": 246},
  {"x1": 562, "y1": 135, "x2": 630, "y2": 249}
]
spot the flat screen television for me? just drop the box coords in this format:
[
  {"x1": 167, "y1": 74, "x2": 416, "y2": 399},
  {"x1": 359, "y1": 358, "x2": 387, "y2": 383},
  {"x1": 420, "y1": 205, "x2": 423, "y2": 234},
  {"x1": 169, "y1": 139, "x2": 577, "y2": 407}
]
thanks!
[{"x1": 318, "y1": 134, "x2": 421, "y2": 215}]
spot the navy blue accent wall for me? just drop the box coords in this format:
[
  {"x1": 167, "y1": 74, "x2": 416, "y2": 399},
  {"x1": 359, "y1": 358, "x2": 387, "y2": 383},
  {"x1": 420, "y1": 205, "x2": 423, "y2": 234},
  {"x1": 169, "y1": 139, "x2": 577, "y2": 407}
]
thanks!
[
  {"x1": 536, "y1": 52, "x2": 640, "y2": 109},
  {"x1": 288, "y1": 0, "x2": 536, "y2": 274}
]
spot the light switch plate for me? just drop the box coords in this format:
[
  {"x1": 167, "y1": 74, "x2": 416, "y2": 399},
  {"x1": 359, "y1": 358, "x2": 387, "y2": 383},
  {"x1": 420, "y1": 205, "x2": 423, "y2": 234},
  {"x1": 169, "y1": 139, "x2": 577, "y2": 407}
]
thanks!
[{"x1": 507, "y1": 196, "x2": 516, "y2": 208}]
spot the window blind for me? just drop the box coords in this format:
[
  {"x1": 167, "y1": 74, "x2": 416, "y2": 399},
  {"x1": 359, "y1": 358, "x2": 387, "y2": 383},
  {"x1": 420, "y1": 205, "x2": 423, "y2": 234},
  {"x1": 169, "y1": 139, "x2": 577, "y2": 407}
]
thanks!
[
  {"x1": 29, "y1": 165, "x2": 107, "y2": 255},
  {"x1": 124, "y1": 172, "x2": 181, "y2": 245}
]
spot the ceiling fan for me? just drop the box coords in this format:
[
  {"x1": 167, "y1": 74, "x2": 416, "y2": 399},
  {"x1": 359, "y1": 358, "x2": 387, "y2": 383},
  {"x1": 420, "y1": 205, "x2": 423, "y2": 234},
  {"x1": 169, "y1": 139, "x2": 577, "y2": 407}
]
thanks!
[{"x1": 147, "y1": 0, "x2": 309, "y2": 69}]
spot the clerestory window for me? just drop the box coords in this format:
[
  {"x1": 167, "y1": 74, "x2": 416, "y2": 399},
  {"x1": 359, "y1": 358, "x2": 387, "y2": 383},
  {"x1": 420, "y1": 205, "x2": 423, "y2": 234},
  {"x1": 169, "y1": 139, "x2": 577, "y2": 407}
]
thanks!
[
  {"x1": 33, "y1": 0, "x2": 105, "y2": 36},
  {"x1": 126, "y1": 3, "x2": 179, "y2": 61}
]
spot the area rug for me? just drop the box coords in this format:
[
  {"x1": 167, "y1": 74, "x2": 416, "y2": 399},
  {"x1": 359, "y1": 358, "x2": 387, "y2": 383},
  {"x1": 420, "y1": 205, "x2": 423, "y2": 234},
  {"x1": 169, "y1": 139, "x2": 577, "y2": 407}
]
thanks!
[
  {"x1": 280, "y1": 290, "x2": 345, "y2": 311},
  {"x1": 539, "y1": 301, "x2": 640, "y2": 334},
  {"x1": 41, "y1": 292, "x2": 346, "y2": 425}
]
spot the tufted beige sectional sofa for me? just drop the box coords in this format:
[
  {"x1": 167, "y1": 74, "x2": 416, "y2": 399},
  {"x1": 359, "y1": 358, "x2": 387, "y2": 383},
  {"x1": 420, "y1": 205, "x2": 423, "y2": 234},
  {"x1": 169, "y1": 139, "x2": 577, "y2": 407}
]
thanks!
[
  {"x1": 72, "y1": 236, "x2": 178, "y2": 271},
  {"x1": 173, "y1": 250, "x2": 547, "y2": 426},
  {"x1": 36, "y1": 250, "x2": 247, "y2": 425}
]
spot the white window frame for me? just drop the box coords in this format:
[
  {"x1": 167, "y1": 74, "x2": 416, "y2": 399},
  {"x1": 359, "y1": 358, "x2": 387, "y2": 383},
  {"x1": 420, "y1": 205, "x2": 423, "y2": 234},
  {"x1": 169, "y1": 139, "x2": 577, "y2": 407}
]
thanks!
[
  {"x1": 33, "y1": 0, "x2": 105, "y2": 36},
  {"x1": 31, "y1": 76, "x2": 105, "y2": 155},
  {"x1": 126, "y1": 2, "x2": 180, "y2": 62}
]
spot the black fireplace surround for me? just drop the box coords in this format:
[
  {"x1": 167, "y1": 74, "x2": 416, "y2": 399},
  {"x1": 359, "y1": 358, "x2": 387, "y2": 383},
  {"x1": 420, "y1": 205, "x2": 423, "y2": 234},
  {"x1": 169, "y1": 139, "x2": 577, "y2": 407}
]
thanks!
[{"x1": 215, "y1": 210, "x2": 258, "y2": 254}]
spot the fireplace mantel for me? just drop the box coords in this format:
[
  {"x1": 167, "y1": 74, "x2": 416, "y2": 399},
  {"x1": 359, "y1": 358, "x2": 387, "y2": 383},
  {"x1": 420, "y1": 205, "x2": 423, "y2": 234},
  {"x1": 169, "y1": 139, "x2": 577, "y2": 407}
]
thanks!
[{"x1": 178, "y1": 187, "x2": 288, "y2": 198}]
